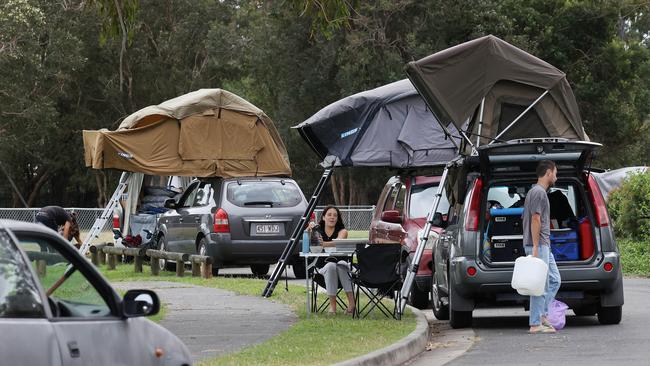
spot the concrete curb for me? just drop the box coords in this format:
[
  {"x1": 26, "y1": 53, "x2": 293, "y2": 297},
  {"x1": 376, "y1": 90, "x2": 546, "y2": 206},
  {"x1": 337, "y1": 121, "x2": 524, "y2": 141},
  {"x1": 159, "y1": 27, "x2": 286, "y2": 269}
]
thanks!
[{"x1": 333, "y1": 306, "x2": 429, "y2": 366}]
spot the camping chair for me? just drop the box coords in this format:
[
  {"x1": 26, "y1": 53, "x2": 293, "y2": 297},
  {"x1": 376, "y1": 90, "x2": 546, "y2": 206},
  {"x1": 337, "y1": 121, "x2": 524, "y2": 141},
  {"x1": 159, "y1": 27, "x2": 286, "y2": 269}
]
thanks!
[
  {"x1": 311, "y1": 268, "x2": 349, "y2": 314},
  {"x1": 351, "y1": 244, "x2": 403, "y2": 320}
]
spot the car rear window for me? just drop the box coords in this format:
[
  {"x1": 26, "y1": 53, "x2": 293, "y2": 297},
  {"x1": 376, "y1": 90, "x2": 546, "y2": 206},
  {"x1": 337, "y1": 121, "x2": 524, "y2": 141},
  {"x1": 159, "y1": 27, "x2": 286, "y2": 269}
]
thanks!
[
  {"x1": 409, "y1": 184, "x2": 450, "y2": 218},
  {"x1": 226, "y1": 181, "x2": 303, "y2": 207}
]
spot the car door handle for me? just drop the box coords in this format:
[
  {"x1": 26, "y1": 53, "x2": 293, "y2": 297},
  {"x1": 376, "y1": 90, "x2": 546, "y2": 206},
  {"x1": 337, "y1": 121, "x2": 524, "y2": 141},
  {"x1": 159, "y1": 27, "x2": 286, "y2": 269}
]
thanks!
[{"x1": 68, "y1": 341, "x2": 80, "y2": 358}]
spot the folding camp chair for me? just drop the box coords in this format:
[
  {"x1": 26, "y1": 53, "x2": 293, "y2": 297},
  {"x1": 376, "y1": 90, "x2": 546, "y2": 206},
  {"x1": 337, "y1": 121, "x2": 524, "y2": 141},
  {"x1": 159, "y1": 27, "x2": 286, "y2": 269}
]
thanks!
[
  {"x1": 352, "y1": 244, "x2": 403, "y2": 320},
  {"x1": 311, "y1": 270, "x2": 349, "y2": 314}
]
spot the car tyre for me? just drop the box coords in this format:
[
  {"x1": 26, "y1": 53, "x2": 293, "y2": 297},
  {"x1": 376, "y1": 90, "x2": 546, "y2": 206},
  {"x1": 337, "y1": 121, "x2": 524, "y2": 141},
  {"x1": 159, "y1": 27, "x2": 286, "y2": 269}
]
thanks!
[
  {"x1": 409, "y1": 284, "x2": 430, "y2": 309},
  {"x1": 597, "y1": 305, "x2": 622, "y2": 325},
  {"x1": 198, "y1": 237, "x2": 219, "y2": 276},
  {"x1": 573, "y1": 305, "x2": 597, "y2": 316},
  {"x1": 157, "y1": 235, "x2": 176, "y2": 271},
  {"x1": 251, "y1": 264, "x2": 270, "y2": 277},
  {"x1": 292, "y1": 260, "x2": 307, "y2": 279},
  {"x1": 431, "y1": 271, "x2": 450, "y2": 320},
  {"x1": 403, "y1": 256, "x2": 430, "y2": 309}
]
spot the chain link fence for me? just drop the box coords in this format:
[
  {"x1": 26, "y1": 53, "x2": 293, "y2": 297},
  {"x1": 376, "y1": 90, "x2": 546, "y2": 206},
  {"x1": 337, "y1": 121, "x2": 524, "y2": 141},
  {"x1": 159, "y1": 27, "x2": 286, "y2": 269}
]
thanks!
[{"x1": 0, "y1": 206, "x2": 376, "y2": 233}]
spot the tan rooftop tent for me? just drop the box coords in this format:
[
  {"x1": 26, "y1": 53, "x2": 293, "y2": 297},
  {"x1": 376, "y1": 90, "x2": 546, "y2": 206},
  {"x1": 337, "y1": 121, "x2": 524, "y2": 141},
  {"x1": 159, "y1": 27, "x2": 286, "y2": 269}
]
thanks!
[
  {"x1": 406, "y1": 35, "x2": 588, "y2": 150},
  {"x1": 83, "y1": 89, "x2": 291, "y2": 177}
]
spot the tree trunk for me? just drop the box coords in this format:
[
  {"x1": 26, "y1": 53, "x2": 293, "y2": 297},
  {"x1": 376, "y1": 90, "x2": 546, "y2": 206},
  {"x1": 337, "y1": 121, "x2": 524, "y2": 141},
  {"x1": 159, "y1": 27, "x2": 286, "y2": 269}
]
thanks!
[
  {"x1": 95, "y1": 171, "x2": 107, "y2": 207},
  {"x1": 26, "y1": 169, "x2": 50, "y2": 207},
  {"x1": 330, "y1": 172, "x2": 341, "y2": 205}
]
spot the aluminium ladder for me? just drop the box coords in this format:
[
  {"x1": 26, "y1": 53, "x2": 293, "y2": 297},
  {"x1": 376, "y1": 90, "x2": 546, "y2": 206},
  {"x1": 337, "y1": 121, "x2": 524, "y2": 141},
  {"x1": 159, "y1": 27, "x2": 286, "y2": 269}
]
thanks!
[
  {"x1": 78, "y1": 172, "x2": 131, "y2": 255},
  {"x1": 262, "y1": 168, "x2": 334, "y2": 297}
]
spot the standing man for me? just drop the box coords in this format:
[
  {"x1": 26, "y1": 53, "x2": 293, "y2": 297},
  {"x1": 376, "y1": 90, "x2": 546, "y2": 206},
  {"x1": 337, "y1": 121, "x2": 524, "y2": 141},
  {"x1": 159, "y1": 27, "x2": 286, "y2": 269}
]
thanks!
[
  {"x1": 35, "y1": 206, "x2": 82, "y2": 248},
  {"x1": 522, "y1": 160, "x2": 561, "y2": 334}
]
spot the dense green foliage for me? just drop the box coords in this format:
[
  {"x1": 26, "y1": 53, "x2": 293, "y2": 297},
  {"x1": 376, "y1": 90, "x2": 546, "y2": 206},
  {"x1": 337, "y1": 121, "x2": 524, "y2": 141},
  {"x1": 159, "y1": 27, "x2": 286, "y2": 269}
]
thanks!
[
  {"x1": 1, "y1": 0, "x2": 650, "y2": 207},
  {"x1": 617, "y1": 239, "x2": 650, "y2": 277},
  {"x1": 609, "y1": 171, "x2": 650, "y2": 240}
]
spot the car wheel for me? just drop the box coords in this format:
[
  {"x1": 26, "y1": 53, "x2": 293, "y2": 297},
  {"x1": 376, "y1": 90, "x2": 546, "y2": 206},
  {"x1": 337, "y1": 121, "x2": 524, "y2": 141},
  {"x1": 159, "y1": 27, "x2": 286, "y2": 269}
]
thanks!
[
  {"x1": 597, "y1": 305, "x2": 622, "y2": 325},
  {"x1": 157, "y1": 235, "x2": 175, "y2": 271},
  {"x1": 573, "y1": 305, "x2": 597, "y2": 316},
  {"x1": 409, "y1": 284, "x2": 430, "y2": 309},
  {"x1": 292, "y1": 260, "x2": 307, "y2": 279},
  {"x1": 403, "y1": 256, "x2": 430, "y2": 309},
  {"x1": 250, "y1": 264, "x2": 270, "y2": 277},
  {"x1": 449, "y1": 272, "x2": 472, "y2": 329},
  {"x1": 198, "y1": 237, "x2": 219, "y2": 276},
  {"x1": 431, "y1": 271, "x2": 450, "y2": 320}
]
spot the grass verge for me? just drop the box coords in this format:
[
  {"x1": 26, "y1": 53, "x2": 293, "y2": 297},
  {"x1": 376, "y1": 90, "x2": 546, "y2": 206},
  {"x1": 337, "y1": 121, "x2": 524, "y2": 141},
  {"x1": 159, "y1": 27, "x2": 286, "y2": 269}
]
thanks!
[
  {"x1": 619, "y1": 238, "x2": 650, "y2": 277},
  {"x1": 98, "y1": 264, "x2": 416, "y2": 365}
]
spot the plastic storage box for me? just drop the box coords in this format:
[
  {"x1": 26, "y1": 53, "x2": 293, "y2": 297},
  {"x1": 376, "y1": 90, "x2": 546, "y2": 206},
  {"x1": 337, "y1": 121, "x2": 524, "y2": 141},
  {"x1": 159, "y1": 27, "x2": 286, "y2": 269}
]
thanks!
[{"x1": 550, "y1": 228, "x2": 579, "y2": 261}]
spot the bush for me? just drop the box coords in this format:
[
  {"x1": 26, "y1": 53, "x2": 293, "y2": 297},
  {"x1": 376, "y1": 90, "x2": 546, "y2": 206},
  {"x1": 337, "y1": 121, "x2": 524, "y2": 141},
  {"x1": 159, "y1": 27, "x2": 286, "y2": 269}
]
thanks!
[
  {"x1": 618, "y1": 239, "x2": 650, "y2": 276},
  {"x1": 608, "y1": 171, "x2": 650, "y2": 241}
]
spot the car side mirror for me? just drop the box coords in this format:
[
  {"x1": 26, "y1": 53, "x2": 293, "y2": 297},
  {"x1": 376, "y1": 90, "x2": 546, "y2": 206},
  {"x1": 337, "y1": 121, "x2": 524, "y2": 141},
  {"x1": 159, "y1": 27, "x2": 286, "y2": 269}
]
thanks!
[
  {"x1": 163, "y1": 198, "x2": 177, "y2": 209},
  {"x1": 122, "y1": 289, "x2": 160, "y2": 318},
  {"x1": 381, "y1": 210, "x2": 402, "y2": 224}
]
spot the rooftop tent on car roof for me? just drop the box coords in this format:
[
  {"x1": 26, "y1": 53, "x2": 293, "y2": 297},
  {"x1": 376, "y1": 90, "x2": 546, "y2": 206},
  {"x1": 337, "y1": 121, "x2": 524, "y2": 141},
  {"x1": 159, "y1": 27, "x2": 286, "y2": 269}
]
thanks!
[
  {"x1": 82, "y1": 88, "x2": 291, "y2": 178},
  {"x1": 293, "y1": 79, "x2": 462, "y2": 168},
  {"x1": 406, "y1": 35, "x2": 588, "y2": 152}
]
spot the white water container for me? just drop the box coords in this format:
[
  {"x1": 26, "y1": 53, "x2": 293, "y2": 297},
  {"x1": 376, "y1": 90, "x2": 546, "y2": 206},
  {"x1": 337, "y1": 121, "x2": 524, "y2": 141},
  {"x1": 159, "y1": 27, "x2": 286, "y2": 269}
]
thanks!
[{"x1": 511, "y1": 255, "x2": 548, "y2": 296}]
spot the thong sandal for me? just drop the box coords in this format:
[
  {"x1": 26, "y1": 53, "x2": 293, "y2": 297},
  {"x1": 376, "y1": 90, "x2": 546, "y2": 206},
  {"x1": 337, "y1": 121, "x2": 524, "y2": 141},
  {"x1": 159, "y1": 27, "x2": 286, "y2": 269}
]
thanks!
[{"x1": 529, "y1": 325, "x2": 556, "y2": 334}]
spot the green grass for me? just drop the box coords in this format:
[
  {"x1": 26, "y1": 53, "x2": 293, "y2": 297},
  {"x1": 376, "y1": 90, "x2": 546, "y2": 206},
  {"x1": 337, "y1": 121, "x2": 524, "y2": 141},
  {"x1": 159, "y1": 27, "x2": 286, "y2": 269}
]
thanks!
[
  {"x1": 347, "y1": 230, "x2": 369, "y2": 239},
  {"x1": 619, "y1": 238, "x2": 650, "y2": 277},
  {"x1": 98, "y1": 264, "x2": 416, "y2": 366}
]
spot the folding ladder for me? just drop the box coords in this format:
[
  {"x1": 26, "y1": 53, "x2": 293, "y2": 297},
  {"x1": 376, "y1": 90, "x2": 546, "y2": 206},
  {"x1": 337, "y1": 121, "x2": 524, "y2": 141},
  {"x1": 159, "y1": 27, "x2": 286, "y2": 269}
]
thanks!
[
  {"x1": 78, "y1": 172, "x2": 131, "y2": 255},
  {"x1": 262, "y1": 168, "x2": 333, "y2": 297}
]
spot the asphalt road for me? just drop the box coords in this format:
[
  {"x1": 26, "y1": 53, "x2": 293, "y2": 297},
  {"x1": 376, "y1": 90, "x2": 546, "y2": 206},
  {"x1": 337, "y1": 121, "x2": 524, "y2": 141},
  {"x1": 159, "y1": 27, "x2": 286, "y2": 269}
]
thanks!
[{"x1": 408, "y1": 277, "x2": 650, "y2": 366}]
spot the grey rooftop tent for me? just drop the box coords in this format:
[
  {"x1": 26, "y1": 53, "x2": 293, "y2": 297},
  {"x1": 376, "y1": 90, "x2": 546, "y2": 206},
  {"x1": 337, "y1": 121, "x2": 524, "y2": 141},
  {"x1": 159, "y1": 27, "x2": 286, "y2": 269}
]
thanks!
[
  {"x1": 294, "y1": 79, "x2": 462, "y2": 168},
  {"x1": 407, "y1": 34, "x2": 587, "y2": 150}
]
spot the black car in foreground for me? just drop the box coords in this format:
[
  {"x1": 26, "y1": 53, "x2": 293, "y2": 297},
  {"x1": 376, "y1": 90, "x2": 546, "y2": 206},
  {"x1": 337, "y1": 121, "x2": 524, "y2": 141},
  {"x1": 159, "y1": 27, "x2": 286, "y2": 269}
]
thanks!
[{"x1": 431, "y1": 139, "x2": 624, "y2": 328}]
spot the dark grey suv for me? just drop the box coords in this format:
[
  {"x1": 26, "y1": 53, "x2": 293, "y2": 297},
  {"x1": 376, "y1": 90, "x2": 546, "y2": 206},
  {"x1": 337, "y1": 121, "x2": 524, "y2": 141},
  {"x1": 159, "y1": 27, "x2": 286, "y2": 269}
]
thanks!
[
  {"x1": 431, "y1": 139, "x2": 624, "y2": 328},
  {"x1": 157, "y1": 177, "x2": 307, "y2": 276}
]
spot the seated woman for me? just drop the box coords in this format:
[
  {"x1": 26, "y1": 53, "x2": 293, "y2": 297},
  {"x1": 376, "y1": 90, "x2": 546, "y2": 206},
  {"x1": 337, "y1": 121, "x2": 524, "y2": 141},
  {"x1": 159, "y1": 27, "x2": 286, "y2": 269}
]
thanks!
[{"x1": 310, "y1": 205, "x2": 354, "y2": 315}]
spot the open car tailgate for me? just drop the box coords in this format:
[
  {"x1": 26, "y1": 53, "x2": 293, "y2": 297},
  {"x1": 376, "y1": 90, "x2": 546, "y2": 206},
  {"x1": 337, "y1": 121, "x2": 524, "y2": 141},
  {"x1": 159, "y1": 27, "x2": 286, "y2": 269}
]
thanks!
[{"x1": 477, "y1": 139, "x2": 602, "y2": 178}]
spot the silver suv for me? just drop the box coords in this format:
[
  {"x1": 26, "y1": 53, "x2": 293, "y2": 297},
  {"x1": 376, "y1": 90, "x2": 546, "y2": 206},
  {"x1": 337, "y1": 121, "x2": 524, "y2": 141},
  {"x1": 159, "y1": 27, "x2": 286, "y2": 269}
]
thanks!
[
  {"x1": 157, "y1": 177, "x2": 308, "y2": 277},
  {"x1": 431, "y1": 139, "x2": 624, "y2": 328}
]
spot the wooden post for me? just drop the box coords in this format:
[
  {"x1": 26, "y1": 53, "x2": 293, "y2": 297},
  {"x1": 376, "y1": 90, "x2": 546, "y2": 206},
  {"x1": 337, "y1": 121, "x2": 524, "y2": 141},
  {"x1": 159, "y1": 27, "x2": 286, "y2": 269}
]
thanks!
[
  {"x1": 150, "y1": 258, "x2": 160, "y2": 276},
  {"x1": 90, "y1": 249, "x2": 99, "y2": 266},
  {"x1": 203, "y1": 262, "x2": 213, "y2": 279},
  {"x1": 108, "y1": 253, "x2": 116, "y2": 270},
  {"x1": 102, "y1": 246, "x2": 126, "y2": 271},
  {"x1": 123, "y1": 247, "x2": 145, "y2": 273},
  {"x1": 36, "y1": 260, "x2": 47, "y2": 277},
  {"x1": 89, "y1": 243, "x2": 110, "y2": 266},
  {"x1": 191, "y1": 261, "x2": 200, "y2": 277},
  {"x1": 189, "y1": 254, "x2": 213, "y2": 279},
  {"x1": 176, "y1": 260, "x2": 184, "y2": 277}
]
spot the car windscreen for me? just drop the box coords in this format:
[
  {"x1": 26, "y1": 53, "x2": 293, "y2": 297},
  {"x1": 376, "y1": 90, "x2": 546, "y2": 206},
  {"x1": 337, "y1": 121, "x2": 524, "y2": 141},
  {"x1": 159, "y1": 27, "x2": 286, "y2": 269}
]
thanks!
[
  {"x1": 409, "y1": 184, "x2": 450, "y2": 218},
  {"x1": 226, "y1": 181, "x2": 303, "y2": 207},
  {"x1": 0, "y1": 229, "x2": 45, "y2": 318}
]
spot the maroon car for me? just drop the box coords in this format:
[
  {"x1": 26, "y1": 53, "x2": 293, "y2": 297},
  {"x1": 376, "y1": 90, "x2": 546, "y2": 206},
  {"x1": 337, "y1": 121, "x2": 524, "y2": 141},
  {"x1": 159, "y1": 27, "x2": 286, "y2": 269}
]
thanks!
[{"x1": 369, "y1": 174, "x2": 450, "y2": 309}]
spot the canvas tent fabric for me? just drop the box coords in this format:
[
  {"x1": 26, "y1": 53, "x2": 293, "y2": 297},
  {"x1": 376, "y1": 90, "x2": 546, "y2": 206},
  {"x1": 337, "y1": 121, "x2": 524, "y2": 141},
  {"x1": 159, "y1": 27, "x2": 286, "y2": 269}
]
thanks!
[
  {"x1": 406, "y1": 35, "x2": 587, "y2": 147},
  {"x1": 294, "y1": 79, "x2": 462, "y2": 168},
  {"x1": 592, "y1": 166, "x2": 648, "y2": 201},
  {"x1": 83, "y1": 89, "x2": 291, "y2": 177}
]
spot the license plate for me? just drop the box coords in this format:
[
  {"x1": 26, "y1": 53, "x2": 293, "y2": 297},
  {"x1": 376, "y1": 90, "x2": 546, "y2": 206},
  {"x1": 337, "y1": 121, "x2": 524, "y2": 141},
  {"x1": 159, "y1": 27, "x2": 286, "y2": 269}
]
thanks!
[{"x1": 255, "y1": 224, "x2": 280, "y2": 234}]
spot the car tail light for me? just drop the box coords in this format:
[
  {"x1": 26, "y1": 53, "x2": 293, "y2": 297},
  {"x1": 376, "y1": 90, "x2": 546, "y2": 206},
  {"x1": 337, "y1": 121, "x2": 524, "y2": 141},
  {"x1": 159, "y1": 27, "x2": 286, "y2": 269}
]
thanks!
[
  {"x1": 112, "y1": 214, "x2": 120, "y2": 229},
  {"x1": 213, "y1": 208, "x2": 230, "y2": 233},
  {"x1": 465, "y1": 178, "x2": 483, "y2": 231},
  {"x1": 604, "y1": 262, "x2": 614, "y2": 272},
  {"x1": 467, "y1": 266, "x2": 477, "y2": 276},
  {"x1": 587, "y1": 175, "x2": 610, "y2": 227}
]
